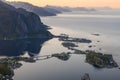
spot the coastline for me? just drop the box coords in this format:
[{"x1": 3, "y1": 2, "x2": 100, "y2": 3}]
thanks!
[{"x1": 0, "y1": 3, "x2": 120, "y2": 79}]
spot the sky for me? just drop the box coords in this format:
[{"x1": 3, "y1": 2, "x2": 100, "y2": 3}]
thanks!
[{"x1": 7, "y1": 0, "x2": 120, "y2": 8}]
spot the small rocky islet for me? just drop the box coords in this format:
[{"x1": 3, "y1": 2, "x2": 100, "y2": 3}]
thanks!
[
  {"x1": 85, "y1": 50, "x2": 118, "y2": 68},
  {"x1": 57, "y1": 34, "x2": 92, "y2": 43},
  {"x1": 56, "y1": 33, "x2": 119, "y2": 69},
  {"x1": 92, "y1": 33, "x2": 100, "y2": 36},
  {"x1": 81, "y1": 73, "x2": 90, "y2": 80}
]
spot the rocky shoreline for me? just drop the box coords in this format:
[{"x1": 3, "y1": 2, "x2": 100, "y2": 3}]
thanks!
[
  {"x1": 57, "y1": 34, "x2": 92, "y2": 43},
  {"x1": 0, "y1": 33, "x2": 119, "y2": 80},
  {"x1": 56, "y1": 34, "x2": 119, "y2": 68},
  {"x1": 0, "y1": 57, "x2": 37, "y2": 80},
  {"x1": 86, "y1": 50, "x2": 118, "y2": 68}
]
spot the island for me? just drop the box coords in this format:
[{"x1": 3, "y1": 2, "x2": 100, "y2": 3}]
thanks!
[
  {"x1": 86, "y1": 50, "x2": 118, "y2": 68},
  {"x1": 0, "y1": 56, "x2": 37, "y2": 80},
  {"x1": 52, "y1": 52, "x2": 71, "y2": 61},
  {"x1": 57, "y1": 34, "x2": 119, "y2": 68},
  {"x1": 62, "y1": 42, "x2": 78, "y2": 48},
  {"x1": 57, "y1": 34, "x2": 92, "y2": 43},
  {"x1": 81, "y1": 73, "x2": 90, "y2": 80}
]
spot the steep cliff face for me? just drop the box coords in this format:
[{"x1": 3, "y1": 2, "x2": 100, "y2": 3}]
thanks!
[{"x1": 0, "y1": 1, "x2": 52, "y2": 39}]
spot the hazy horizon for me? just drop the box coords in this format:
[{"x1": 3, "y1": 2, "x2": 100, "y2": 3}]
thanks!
[{"x1": 6, "y1": 0, "x2": 120, "y2": 8}]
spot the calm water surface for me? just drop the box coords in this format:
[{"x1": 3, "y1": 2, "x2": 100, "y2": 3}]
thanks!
[{"x1": 13, "y1": 10, "x2": 120, "y2": 80}]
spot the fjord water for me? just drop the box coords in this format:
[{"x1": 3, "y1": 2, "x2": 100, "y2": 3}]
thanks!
[{"x1": 14, "y1": 10, "x2": 120, "y2": 80}]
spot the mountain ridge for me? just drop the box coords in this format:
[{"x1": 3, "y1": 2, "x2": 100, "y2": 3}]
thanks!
[
  {"x1": 0, "y1": 1, "x2": 52, "y2": 40},
  {"x1": 8, "y1": 1, "x2": 58, "y2": 16}
]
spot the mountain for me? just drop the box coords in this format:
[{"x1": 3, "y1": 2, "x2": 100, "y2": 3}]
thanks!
[
  {"x1": 44, "y1": 6, "x2": 62, "y2": 14},
  {"x1": 8, "y1": 2, "x2": 72, "y2": 16},
  {"x1": 8, "y1": 2, "x2": 57, "y2": 16},
  {"x1": 94, "y1": 7, "x2": 113, "y2": 10},
  {"x1": 43, "y1": 6, "x2": 96, "y2": 13},
  {"x1": 0, "y1": 1, "x2": 52, "y2": 40},
  {"x1": 44, "y1": 5, "x2": 71, "y2": 12},
  {"x1": 68, "y1": 7, "x2": 96, "y2": 12}
]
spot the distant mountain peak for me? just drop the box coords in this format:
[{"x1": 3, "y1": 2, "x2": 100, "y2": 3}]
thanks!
[{"x1": 8, "y1": 1, "x2": 57, "y2": 16}]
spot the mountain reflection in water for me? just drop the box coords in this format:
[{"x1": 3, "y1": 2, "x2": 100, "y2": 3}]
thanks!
[
  {"x1": 0, "y1": 35, "x2": 119, "y2": 80},
  {"x1": 0, "y1": 38, "x2": 49, "y2": 57},
  {"x1": 0, "y1": 38, "x2": 51, "y2": 80}
]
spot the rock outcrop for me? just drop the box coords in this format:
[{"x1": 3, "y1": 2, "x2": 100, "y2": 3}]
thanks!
[
  {"x1": 0, "y1": 1, "x2": 52, "y2": 40},
  {"x1": 86, "y1": 51, "x2": 118, "y2": 68},
  {"x1": 81, "y1": 73, "x2": 90, "y2": 80}
]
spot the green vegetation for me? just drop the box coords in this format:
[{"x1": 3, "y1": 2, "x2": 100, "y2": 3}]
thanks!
[
  {"x1": 0, "y1": 63, "x2": 11, "y2": 76},
  {"x1": 86, "y1": 51, "x2": 118, "y2": 68},
  {"x1": 52, "y1": 52, "x2": 70, "y2": 61},
  {"x1": 0, "y1": 56, "x2": 35, "y2": 79}
]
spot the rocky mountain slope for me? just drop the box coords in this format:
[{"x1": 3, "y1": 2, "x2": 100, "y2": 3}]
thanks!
[
  {"x1": 8, "y1": 2, "x2": 58, "y2": 16},
  {"x1": 0, "y1": 1, "x2": 52, "y2": 40}
]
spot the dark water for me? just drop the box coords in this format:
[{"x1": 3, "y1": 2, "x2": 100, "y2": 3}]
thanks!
[{"x1": 0, "y1": 38, "x2": 49, "y2": 57}]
